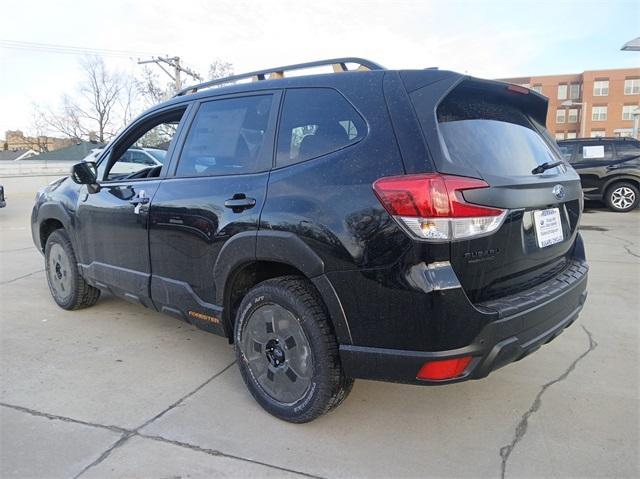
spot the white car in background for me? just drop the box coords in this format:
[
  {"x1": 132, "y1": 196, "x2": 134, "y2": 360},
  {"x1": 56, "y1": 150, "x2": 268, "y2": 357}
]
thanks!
[{"x1": 83, "y1": 147, "x2": 167, "y2": 175}]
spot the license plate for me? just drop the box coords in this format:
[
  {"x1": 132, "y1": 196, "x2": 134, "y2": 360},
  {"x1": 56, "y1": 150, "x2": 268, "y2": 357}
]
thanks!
[{"x1": 534, "y1": 208, "x2": 564, "y2": 248}]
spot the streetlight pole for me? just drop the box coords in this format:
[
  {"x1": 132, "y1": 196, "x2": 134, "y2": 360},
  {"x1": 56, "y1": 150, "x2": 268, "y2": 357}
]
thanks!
[{"x1": 632, "y1": 108, "x2": 640, "y2": 140}]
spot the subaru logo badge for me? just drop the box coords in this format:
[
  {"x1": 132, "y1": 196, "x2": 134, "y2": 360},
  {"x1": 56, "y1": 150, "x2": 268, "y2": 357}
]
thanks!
[{"x1": 552, "y1": 184, "x2": 565, "y2": 200}]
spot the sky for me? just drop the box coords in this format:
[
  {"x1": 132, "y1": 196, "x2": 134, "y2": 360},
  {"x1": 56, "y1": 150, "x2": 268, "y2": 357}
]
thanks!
[{"x1": 1, "y1": 0, "x2": 638, "y2": 136}]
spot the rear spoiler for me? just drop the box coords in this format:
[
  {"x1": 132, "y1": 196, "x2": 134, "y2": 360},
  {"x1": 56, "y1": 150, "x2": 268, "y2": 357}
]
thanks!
[{"x1": 399, "y1": 70, "x2": 548, "y2": 126}]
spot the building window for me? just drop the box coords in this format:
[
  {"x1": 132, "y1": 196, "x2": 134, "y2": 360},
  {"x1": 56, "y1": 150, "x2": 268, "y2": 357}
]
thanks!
[
  {"x1": 592, "y1": 106, "x2": 607, "y2": 121},
  {"x1": 568, "y1": 109, "x2": 579, "y2": 123},
  {"x1": 622, "y1": 105, "x2": 638, "y2": 120},
  {"x1": 555, "y1": 132, "x2": 565, "y2": 140},
  {"x1": 532, "y1": 85, "x2": 543, "y2": 94},
  {"x1": 556, "y1": 109, "x2": 566, "y2": 123},
  {"x1": 590, "y1": 130, "x2": 605, "y2": 138},
  {"x1": 624, "y1": 78, "x2": 640, "y2": 95},
  {"x1": 557, "y1": 84, "x2": 568, "y2": 100},
  {"x1": 593, "y1": 80, "x2": 609, "y2": 96},
  {"x1": 569, "y1": 83, "x2": 580, "y2": 100},
  {"x1": 566, "y1": 132, "x2": 577, "y2": 139}
]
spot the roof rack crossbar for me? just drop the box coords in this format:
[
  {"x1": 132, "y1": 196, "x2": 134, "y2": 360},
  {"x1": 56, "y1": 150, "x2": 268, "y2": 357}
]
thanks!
[{"x1": 174, "y1": 57, "x2": 384, "y2": 97}]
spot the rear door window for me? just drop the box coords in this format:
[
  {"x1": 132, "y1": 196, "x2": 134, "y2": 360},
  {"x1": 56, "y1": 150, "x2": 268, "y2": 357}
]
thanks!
[
  {"x1": 276, "y1": 88, "x2": 365, "y2": 168},
  {"x1": 580, "y1": 144, "x2": 613, "y2": 161},
  {"x1": 176, "y1": 95, "x2": 274, "y2": 177}
]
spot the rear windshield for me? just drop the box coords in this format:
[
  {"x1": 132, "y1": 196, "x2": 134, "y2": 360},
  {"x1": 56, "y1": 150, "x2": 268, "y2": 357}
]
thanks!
[{"x1": 418, "y1": 87, "x2": 562, "y2": 177}]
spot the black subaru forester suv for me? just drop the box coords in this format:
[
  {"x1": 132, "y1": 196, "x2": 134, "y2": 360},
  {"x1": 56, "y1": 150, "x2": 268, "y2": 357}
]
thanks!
[{"x1": 31, "y1": 58, "x2": 588, "y2": 423}]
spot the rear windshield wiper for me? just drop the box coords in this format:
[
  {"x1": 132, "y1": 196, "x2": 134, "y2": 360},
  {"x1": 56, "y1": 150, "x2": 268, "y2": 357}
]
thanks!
[{"x1": 532, "y1": 161, "x2": 563, "y2": 175}]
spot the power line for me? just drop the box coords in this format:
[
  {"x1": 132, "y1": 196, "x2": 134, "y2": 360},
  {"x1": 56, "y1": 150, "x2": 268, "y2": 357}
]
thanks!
[{"x1": 0, "y1": 39, "x2": 160, "y2": 59}]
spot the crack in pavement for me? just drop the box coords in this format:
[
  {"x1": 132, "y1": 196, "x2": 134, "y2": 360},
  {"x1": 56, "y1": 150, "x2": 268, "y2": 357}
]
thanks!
[
  {"x1": 2, "y1": 369, "x2": 321, "y2": 479},
  {"x1": 499, "y1": 325, "x2": 598, "y2": 479},
  {"x1": 0, "y1": 268, "x2": 45, "y2": 285},
  {"x1": 0, "y1": 402, "x2": 129, "y2": 434},
  {"x1": 70, "y1": 360, "x2": 236, "y2": 478},
  {"x1": 71, "y1": 432, "x2": 135, "y2": 479},
  {"x1": 138, "y1": 432, "x2": 325, "y2": 479},
  {"x1": 136, "y1": 361, "x2": 236, "y2": 430},
  {"x1": 600, "y1": 231, "x2": 640, "y2": 259},
  {"x1": 0, "y1": 246, "x2": 36, "y2": 253}
]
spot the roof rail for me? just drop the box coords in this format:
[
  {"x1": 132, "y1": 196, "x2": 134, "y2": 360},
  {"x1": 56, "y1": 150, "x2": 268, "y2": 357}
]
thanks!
[
  {"x1": 561, "y1": 137, "x2": 636, "y2": 141},
  {"x1": 174, "y1": 57, "x2": 385, "y2": 97}
]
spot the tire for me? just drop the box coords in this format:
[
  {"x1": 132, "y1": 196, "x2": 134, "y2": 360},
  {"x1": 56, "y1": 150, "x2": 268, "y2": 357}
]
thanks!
[
  {"x1": 234, "y1": 276, "x2": 353, "y2": 423},
  {"x1": 605, "y1": 182, "x2": 639, "y2": 212},
  {"x1": 45, "y1": 229, "x2": 100, "y2": 310}
]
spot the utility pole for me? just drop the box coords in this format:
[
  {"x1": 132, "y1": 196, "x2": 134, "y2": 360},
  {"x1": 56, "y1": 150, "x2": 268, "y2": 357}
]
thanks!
[{"x1": 137, "y1": 56, "x2": 202, "y2": 91}]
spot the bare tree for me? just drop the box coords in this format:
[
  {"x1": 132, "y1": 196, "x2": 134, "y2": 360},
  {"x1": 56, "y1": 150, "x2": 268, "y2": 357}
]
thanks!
[
  {"x1": 44, "y1": 56, "x2": 132, "y2": 143},
  {"x1": 137, "y1": 66, "x2": 173, "y2": 107},
  {"x1": 25, "y1": 105, "x2": 52, "y2": 153},
  {"x1": 208, "y1": 59, "x2": 234, "y2": 80}
]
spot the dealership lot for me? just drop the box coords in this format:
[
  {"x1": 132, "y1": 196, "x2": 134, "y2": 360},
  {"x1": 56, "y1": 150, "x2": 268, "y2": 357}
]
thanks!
[{"x1": 1, "y1": 175, "x2": 638, "y2": 478}]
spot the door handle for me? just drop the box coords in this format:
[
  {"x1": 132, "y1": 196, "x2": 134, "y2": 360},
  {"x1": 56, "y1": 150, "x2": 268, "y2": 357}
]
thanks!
[
  {"x1": 129, "y1": 197, "x2": 150, "y2": 205},
  {"x1": 224, "y1": 195, "x2": 256, "y2": 211},
  {"x1": 130, "y1": 190, "x2": 150, "y2": 215}
]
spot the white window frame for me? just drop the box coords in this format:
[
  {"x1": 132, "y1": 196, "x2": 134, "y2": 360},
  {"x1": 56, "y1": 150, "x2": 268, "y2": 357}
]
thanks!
[
  {"x1": 624, "y1": 79, "x2": 640, "y2": 95},
  {"x1": 593, "y1": 80, "x2": 609, "y2": 97},
  {"x1": 590, "y1": 130, "x2": 605, "y2": 138},
  {"x1": 568, "y1": 109, "x2": 578, "y2": 123},
  {"x1": 555, "y1": 132, "x2": 565, "y2": 140},
  {"x1": 566, "y1": 132, "x2": 577, "y2": 139},
  {"x1": 557, "y1": 84, "x2": 568, "y2": 100},
  {"x1": 556, "y1": 109, "x2": 566, "y2": 123},
  {"x1": 532, "y1": 85, "x2": 543, "y2": 94},
  {"x1": 592, "y1": 106, "x2": 607, "y2": 121},
  {"x1": 622, "y1": 105, "x2": 638, "y2": 120}
]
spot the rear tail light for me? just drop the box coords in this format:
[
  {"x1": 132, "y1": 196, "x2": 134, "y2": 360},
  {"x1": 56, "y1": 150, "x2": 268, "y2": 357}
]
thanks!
[
  {"x1": 372, "y1": 173, "x2": 507, "y2": 241},
  {"x1": 417, "y1": 356, "x2": 473, "y2": 380}
]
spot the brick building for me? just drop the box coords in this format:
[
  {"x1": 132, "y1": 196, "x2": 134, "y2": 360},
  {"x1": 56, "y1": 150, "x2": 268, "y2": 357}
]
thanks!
[
  {"x1": 2, "y1": 130, "x2": 76, "y2": 153},
  {"x1": 500, "y1": 67, "x2": 640, "y2": 140}
]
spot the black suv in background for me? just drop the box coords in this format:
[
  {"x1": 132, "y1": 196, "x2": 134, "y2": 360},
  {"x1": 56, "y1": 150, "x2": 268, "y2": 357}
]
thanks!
[
  {"x1": 32, "y1": 58, "x2": 588, "y2": 422},
  {"x1": 558, "y1": 137, "x2": 640, "y2": 212}
]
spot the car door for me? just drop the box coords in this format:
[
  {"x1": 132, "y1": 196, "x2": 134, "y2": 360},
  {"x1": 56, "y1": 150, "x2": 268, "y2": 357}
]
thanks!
[
  {"x1": 148, "y1": 91, "x2": 280, "y2": 334},
  {"x1": 75, "y1": 105, "x2": 191, "y2": 307},
  {"x1": 570, "y1": 142, "x2": 614, "y2": 197}
]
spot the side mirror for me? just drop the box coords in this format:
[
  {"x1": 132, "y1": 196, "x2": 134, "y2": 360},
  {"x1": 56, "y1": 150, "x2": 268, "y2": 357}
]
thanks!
[{"x1": 70, "y1": 161, "x2": 100, "y2": 192}]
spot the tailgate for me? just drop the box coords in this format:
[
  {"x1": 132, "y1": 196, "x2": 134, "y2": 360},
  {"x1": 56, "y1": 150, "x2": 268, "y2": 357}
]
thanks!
[{"x1": 406, "y1": 74, "x2": 583, "y2": 302}]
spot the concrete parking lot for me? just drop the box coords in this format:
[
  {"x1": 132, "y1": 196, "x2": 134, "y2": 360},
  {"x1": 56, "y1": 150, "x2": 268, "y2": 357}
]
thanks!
[{"x1": 1, "y1": 174, "x2": 638, "y2": 479}]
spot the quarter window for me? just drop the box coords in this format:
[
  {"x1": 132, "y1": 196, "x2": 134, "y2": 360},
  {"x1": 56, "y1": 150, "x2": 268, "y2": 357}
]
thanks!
[
  {"x1": 276, "y1": 88, "x2": 365, "y2": 167},
  {"x1": 616, "y1": 142, "x2": 640, "y2": 158},
  {"x1": 592, "y1": 106, "x2": 607, "y2": 121},
  {"x1": 176, "y1": 95, "x2": 274, "y2": 177},
  {"x1": 593, "y1": 80, "x2": 609, "y2": 96}
]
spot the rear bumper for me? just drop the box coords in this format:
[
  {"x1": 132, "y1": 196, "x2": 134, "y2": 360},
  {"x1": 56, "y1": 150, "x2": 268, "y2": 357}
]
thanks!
[{"x1": 339, "y1": 259, "x2": 588, "y2": 385}]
